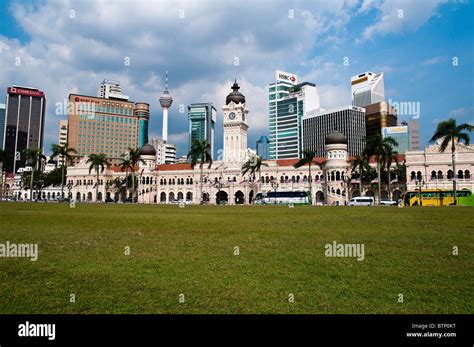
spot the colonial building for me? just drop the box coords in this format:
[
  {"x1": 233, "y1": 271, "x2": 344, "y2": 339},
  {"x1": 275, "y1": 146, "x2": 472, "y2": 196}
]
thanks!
[{"x1": 405, "y1": 139, "x2": 474, "y2": 192}]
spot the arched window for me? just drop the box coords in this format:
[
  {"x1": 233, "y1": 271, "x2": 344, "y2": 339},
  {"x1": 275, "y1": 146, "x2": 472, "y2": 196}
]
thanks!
[
  {"x1": 458, "y1": 170, "x2": 464, "y2": 179},
  {"x1": 331, "y1": 172, "x2": 335, "y2": 181},
  {"x1": 190, "y1": 178, "x2": 193, "y2": 184},
  {"x1": 431, "y1": 171, "x2": 436, "y2": 180},
  {"x1": 465, "y1": 170, "x2": 471, "y2": 179},
  {"x1": 296, "y1": 175, "x2": 300, "y2": 183},
  {"x1": 336, "y1": 171, "x2": 341, "y2": 181},
  {"x1": 416, "y1": 171, "x2": 422, "y2": 180},
  {"x1": 291, "y1": 176, "x2": 295, "y2": 183},
  {"x1": 410, "y1": 171, "x2": 416, "y2": 180},
  {"x1": 437, "y1": 170, "x2": 443, "y2": 180},
  {"x1": 447, "y1": 170, "x2": 454, "y2": 179}
]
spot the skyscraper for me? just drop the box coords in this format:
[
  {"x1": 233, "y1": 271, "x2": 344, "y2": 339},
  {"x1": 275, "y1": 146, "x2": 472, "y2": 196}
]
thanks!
[
  {"x1": 188, "y1": 103, "x2": 216, "y2": 160},
  {"x1": 159, "y1": 71, "x2": 173, "y2": 143},
  {"x1": 351, "y1": 72, "x2": 385, "y2": 107},
  {"x1": 68, "y1": 94, "x2": 138, "y2": 159},
  {"x1": 3, "y1": 86, "x2": 46, "y2": 173},
  {"x1": 57, "y1": 119, "x2": 68, "y2": 162},
  {"x1": 382, "y1": 125, "x2": 410, "y2": 153},
  {"x1": 134, "y1": 103, "x2": 150, "y2": 147},
  {"x1": 97, "y1": 79, "x2": 129, "y2": 101},
  {"x1": 256, "y1": 135, "x2": 269, "y2": 160},
  {"x1": 365, "y1": 102, "x2": 398, "y2": 139},
  {"x1": 0, "y1": 103, "x2": 5, "y2": 150},
  {"x1": 268, "y1": 71, "x2": 320, "y2": 160},
  {"x1": 302, "y1": 105, "x2": 366, "y2": 158},
  {"x1": 408, "y1": 119, "x2": 420, "y2": 151}
]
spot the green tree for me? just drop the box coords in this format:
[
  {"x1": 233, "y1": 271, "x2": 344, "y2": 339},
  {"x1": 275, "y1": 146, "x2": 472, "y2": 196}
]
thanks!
[
  {"x1": 119, "y1": 147, "x2": 144, "y2": 203},
  {"x1": 363, "y1": 135, "x2": 398, "y2": 204},
  {"x1": 382, "y1": 144, "x2": 399, "y2": 200},
  {"x1": 0, "y1": 149, "x2": 11, "y2": 200},
  {"x1": 50, "y1": 143, "x2": 77, "y2": 200},
  {"x1": 242, "y1": 155, "x2": 267, "y2": 193},
  {"x1": 294, "y1": 150, "x2": 317, "y2": 203},
  {"x1": 23, "y1": 148, "x2": 47, "y2": 201},
  {"x1": 86, "y1": 153, "x2": 109, "y2": 202},
  {"x1": 430, "y1": 118, "x2": 473, "y2": 205},
  {"x1": 350, "y1": 155, "x2": 370, "y2": 195},
  {"x1": 187, "y1": 140, "x2": 212, "y2": 204}
]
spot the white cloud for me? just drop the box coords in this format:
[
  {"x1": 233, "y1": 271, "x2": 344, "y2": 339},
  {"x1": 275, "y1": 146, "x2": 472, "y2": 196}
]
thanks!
[{"x1": 358, "y1": 0, "x2": 448, "y2": 42}]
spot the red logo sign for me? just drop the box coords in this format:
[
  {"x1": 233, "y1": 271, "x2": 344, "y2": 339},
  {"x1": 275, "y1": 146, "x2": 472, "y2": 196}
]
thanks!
[{"x1": 8, "y1": 87, "x2": 44, "y2": 97}]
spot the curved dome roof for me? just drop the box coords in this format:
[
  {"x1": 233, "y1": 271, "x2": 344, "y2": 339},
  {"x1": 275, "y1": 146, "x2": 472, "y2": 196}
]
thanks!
[
  {"x1": 139, "y1": 143, "x2": 156, "y2": 156},
  {"x1": 226, "y1": 80, "x2": 246, "y2": 105},
  {"x1": 325, "y1": 131, "x2": 347, "y2": 145}
]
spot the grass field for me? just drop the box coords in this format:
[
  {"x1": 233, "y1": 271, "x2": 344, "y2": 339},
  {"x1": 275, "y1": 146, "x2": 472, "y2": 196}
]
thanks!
[{"x1": 0, "y1": 202, "x2": 472, "y2": 314}]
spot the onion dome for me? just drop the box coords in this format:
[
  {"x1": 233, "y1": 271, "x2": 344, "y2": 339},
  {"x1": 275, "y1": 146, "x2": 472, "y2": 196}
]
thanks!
[
  {"x1": 139, "y1": 144, "x2": 156, "y2": 156},
  {"x1": 325, "y1": 131, "x2": 347, "y2": 145},
  {"x1": 225, "y1": 79, "x2": 246, "y2": 105}
]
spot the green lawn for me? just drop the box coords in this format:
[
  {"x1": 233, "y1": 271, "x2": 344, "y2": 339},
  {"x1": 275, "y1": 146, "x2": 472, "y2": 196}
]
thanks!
[{"x1": 0, "y1": 203, "x2": 472, "y2": 314}]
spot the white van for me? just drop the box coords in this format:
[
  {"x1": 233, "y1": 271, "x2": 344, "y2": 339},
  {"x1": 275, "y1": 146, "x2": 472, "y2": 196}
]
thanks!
[{"x1": 348, "y1": 197, "x2": 375, "y2": 206}]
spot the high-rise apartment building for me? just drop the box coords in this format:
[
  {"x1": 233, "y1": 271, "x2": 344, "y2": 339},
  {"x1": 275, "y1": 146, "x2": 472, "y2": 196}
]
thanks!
[
  {"x1": 268, "y1": 71, "x2": 320, "y2": 160},
  {"x1": 151, "y1": 138, "x2": 176, "y2": 164},
  {"x1": 97, "y1": 80, "x2": 129, "y2": 101},
  {"x1": 188, "y1": 103, "x2": 216, "y2": 160},
  {"x1": 3, "y1": 86, "x2": 46, "y2": 173},
  {"x1": 351, "y1": 72, "x2": 385, "y2": 107},
  {"x1": 302, "y1": 105, "x2": 366, "y2": 158}
]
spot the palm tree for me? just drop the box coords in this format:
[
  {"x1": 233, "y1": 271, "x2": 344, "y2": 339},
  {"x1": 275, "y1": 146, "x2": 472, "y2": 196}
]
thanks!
[
  {"x1": 86, "y1": 153, "x2": 109, "y2": 202},
  {"x1": 23, "y1": 148, "x2": 46, "y2": 201},
  {"x1": 0, "y1": 149, "x2": 10, "y2": 201},
  {"x1": 430, "y1": 118, "x2": 473, "y2": 205},
  {"x1": 382, "y1": 144, "x2": 399, "y2": 200},
  {"x1": 242, "y1": 155, "x2": 267, "y2": 192},
  {"x1": 363, "y1": 135, "x2": 398, "y2": 204},
  {"x1": 350, "y1": 155, "x2": 369, "y2": 195},
  {"x1": 187, "y1": 140, "x2": 212, "y2": 204},
  {"x1": 119, "y1": 147, "x2": 144, "y2": 203},
  {"x1": 294, "y1": 150, "x2": 316, "y2": 203},
  {"x1": 50, "y1": 143, "x2": 77, "y2": 201}
]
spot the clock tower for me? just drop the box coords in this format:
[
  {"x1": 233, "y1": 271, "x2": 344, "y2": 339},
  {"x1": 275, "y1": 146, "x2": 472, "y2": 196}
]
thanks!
[{"x1": 222, "y1": 80, "x2": 249, "y2": 163}]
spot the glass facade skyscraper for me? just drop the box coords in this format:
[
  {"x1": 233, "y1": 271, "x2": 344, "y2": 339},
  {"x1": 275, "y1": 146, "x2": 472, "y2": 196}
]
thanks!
[
  {"x1": 188, "y1": 103, "x2": 216, "y2": 160},
  {"x1": 268, "y1": 76, "x2": 320, "y2": 159},
  {"x1": 3, "y1": 86, "x2": 46, "y2": 173},
  {"x1": 382, "y1": 125, "x2": 410, "y2": 153}
]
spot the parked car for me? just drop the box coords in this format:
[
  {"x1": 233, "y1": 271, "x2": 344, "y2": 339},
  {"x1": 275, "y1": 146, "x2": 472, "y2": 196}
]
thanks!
[
  {"x1": 348, "y1": 197, "x2": 375, "y2": 206},
  {"x1": 380, "y1": 199, "x2": 398, "y2": 206}
]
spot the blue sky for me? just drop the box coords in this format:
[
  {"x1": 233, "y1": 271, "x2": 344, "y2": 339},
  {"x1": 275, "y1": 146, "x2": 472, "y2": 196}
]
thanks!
[{"x1": 0, "y1": 0, "x2": 473, "y2": 158}]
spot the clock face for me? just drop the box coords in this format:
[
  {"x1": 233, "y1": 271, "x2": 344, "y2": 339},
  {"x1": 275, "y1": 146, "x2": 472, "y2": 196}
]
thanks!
[{"x1": 229, "y1": 112, "x2": 236, "y2": 120}]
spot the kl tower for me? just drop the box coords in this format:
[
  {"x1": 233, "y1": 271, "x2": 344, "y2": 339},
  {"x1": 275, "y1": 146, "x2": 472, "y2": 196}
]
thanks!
[{"x1": 159, "y1": 71, "x2": 173, "y2": 142}]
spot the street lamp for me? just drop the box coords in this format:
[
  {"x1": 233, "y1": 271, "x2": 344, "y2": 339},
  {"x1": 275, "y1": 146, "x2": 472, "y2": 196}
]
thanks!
[{"x1": 415, "y1": 179, "x2": 425, "y2": 206}]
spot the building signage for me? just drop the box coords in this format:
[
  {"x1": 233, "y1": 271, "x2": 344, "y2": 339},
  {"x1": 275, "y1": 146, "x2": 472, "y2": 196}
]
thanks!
[
  {"x1": 73, "y1": 96, "x2": 100, "y2": 104},
  {"x1": 276, "y1": 70, "x2": 298, "y2": 85},
  {"x1": 383, "y1": 126, "x2": 408, "y2": 134},
  {"x1": 351, "y1": 76, "x2": 368, "y2": 85},
  {"x1": 7, "y1": 87, "x2": 44, "y2": 97}
]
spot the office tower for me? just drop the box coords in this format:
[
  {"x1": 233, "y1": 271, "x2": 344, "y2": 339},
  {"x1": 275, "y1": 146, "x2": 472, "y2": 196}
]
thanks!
[
  {"x1": 151, "y1": 138, "x2": 176, "y2": 164},
  {"x1": 159, "y1": 71, "x2": 173, "y2": 142},
  {"x1": 3, "y1": 86, "x2": 46, "y2": 173},
  {"x1": 256, "y1": 135, "x2": 269, "y2": 160},
  {"x1": 134, "y1": 103, "x2": 150, "y2": 147},
  {"x1": 351, "y1": 72, "x2": 385, "y2": 107},
  {"x1": 382, "y1": 125, "x2": 410, "y2": 153},
  {"x1": 408, "y1": 119, "x2": 420, "y2": 151},
  {"x1": 268, "y1": 71, "x2": 320, "y2": 160},
  {"x1": 56, "y1": 119, "x2": 68, "y2": 162},
  {"x1": 67, "y1": 94, "x2": 139, "y2": 159},
  {"x1": 0, "y1": 103, "x2": 5, "y2": 150},
  {"x1": 97, "y1": 79, "x2": 129, "y2": 101},
  {"x1": 302, "y1": 105, "x2": 366, "y2": 157},
  {"x1": 188, "y1": 103, "x2": 216, "y2": 160},
  {"x1": 364, "y1": 101, "x2": 398, "y2": 139}
]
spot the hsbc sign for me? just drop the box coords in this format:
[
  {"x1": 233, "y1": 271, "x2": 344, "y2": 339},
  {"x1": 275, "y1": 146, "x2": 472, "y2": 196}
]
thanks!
[{"x1": 276, "y1": 70, "x2": 298, "y2": 85}]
